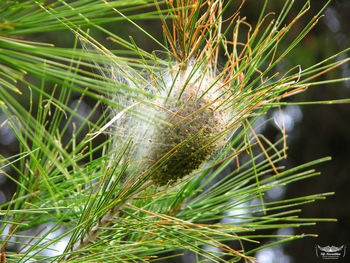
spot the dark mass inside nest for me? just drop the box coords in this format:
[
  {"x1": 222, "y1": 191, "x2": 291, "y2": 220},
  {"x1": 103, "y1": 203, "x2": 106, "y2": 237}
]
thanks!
[{"x1": 150, "y1": 91, "x2": 225, "y2": 186}]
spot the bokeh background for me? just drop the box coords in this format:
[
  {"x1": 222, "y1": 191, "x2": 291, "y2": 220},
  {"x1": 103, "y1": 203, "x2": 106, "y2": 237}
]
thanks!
[{"x1": 0, "y1": 1, "x2": 349, "y2": 262}]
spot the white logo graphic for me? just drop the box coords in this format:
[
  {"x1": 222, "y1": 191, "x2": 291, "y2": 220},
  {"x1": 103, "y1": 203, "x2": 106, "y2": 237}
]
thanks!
[{"x1": 316, "y1": 244, "x2": 346, "y2": 260}]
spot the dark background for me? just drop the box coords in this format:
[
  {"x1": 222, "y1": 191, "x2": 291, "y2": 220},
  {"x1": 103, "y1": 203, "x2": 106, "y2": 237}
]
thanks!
[
  {"x1": 0, "y1": 1, "x2": 349, "y2": 262},
  {"x1": 243, "y1": 1, "x2": 350, "y2": 262}
]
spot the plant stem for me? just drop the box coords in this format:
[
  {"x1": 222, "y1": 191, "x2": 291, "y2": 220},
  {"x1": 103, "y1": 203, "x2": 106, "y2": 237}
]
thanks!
[{"x1": 63, "y1": 180, "x2": 153, "y2": 261}]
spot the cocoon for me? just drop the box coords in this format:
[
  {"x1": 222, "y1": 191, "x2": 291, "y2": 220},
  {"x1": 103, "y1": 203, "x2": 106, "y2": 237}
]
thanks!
[{"x1": 112, "y1": 61, "x2": 228, "y2": 186}]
